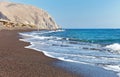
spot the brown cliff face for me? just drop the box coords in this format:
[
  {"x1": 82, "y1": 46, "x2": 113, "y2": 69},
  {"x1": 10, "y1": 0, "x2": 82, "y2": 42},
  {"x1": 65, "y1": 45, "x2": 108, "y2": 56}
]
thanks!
[{"x1": 0, "y1": 2, "x2": 60, "y2": 30}]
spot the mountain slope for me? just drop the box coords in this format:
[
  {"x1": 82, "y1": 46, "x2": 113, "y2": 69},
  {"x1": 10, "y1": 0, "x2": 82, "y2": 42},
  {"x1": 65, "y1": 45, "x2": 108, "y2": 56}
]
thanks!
[{"x1": 0, "y1": 2, "x2": 60, "y2": 30}]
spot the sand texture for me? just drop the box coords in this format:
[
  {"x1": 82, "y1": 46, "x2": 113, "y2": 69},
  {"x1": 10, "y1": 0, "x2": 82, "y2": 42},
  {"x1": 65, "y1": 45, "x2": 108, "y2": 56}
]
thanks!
[{"x1": 0, "y1": 30, "x2": 80, "y2": 77}]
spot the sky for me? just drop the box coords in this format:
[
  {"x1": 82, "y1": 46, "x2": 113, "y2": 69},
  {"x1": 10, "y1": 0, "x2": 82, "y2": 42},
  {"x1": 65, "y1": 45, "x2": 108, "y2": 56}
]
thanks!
[{"x1": 2, "y1": 0, "x2": 120, "y2": 28}]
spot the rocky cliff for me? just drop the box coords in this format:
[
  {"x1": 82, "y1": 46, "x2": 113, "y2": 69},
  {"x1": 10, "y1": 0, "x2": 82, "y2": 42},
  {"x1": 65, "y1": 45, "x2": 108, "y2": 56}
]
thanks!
[{"x1": 0, "y1": 2, "x2": 60, "y2": 30}]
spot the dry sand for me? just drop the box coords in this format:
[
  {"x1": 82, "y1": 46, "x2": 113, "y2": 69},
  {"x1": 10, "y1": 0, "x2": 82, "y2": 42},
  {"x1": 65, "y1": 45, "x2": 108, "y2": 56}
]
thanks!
[{"x1": 0, "y1": 30, "x2": 81, "y2": 77}]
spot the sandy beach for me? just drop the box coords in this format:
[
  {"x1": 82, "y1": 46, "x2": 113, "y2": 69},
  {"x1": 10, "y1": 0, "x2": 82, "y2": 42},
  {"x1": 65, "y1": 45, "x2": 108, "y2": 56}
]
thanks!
[
  {"x1": 0, "y1": 30, "x2": 80, "y2": 77},
  {"x1": 0, "y1": 1, "x2": 119, "y2": 77}
]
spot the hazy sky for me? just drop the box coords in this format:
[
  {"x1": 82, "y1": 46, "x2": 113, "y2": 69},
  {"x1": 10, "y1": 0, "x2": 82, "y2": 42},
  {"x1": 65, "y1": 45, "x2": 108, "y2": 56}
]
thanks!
[{"x1": 6, "y1": 0, "x2": 120, "y2": 28}]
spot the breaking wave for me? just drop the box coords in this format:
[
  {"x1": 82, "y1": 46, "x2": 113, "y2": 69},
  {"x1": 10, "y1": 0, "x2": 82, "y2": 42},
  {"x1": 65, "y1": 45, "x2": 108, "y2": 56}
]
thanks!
[
  {"x1": 19, "y1": 29, "x2": 120, "y2": 77},
  {"x1": 105, "y1": 43, "x2": 120, "y2": 52}
]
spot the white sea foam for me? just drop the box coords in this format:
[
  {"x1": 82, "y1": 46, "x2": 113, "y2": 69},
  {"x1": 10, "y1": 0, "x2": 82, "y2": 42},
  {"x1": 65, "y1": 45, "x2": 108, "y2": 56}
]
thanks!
[
  {"x1": 105, "y1": 43, "x2": 120, "y2": 52},
  {"x1": 103, "y1": 65, "x2": 120, "y2": 77},
  {"x1": 19, "y1": 30, "x2": 120, "y2": 77},
  {"x1": 21, "y1": 37, "x2": 120, "y2": 76},
  {"x1": 19, "y1": 39, "x2": 26, "y2": 42},
  {"x1": 26, "y1": 43, "x2": 90, "y2": 65},
  {"x1": 19, "y1": 33, "x2": 34, "y2": 37}
]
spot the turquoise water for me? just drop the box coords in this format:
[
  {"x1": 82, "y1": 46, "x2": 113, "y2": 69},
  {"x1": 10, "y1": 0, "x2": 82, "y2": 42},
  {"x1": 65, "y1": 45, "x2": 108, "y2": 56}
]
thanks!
[
  {"x1": 20, "y1": 29, "x2": 120, "y2": 77},
  {"x1": 42, "y1": 29, "x2": 120, "y2": 45}
]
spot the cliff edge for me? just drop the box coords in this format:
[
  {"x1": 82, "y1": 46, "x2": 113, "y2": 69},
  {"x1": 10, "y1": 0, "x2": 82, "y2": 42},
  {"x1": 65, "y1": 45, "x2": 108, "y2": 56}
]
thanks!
[{"x1": 0, "y1": 2, "x2": 60, "y2": 30}]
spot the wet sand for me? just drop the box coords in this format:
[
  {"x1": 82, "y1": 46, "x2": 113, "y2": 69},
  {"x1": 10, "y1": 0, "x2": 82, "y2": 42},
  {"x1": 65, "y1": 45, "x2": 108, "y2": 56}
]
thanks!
[{"x1": 0, "y1": 30, "x2": 80, "y2": 77}]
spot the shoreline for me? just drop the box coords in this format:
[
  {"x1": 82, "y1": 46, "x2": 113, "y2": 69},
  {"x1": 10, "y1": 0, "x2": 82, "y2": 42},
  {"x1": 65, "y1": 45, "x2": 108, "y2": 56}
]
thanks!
[
  {"x1": 0, "y1": 30, "x2": 80, "y2": 77},
  {"x1": 19, "y1": 29, "x2": 119, "y2": 77}
]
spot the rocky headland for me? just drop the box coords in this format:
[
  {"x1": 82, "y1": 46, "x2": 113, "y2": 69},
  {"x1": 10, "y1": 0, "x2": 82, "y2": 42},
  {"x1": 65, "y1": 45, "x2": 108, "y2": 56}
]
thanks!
[{"x1": 0, "y1": 2, "x2": 60, "y2": 30}]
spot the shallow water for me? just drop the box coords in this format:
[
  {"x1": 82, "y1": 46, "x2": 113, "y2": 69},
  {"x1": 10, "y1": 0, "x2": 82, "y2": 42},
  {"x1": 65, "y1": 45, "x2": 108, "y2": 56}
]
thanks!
[
  {"x1": 54, "y1": 61, "x2": 117, "y2": 77},
  {"x1": 19, "y1": 29, "x2": 120, "y2": 77}
]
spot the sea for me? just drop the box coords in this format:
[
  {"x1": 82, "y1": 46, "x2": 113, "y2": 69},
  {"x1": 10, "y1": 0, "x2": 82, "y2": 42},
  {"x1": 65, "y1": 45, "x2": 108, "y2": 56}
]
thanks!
[{"x1": 19, "y1": 29, "x2": 120, "y2": 77}]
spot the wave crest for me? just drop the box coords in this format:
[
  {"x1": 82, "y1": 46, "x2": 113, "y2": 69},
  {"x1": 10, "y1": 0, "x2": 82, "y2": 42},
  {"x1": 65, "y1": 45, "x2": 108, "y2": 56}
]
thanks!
[{"x1": 105, "y1": 43, "x2": 120, "y2": 51}]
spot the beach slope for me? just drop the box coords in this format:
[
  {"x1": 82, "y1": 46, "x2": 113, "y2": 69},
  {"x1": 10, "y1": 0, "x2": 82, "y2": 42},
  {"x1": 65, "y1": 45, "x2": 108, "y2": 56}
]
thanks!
[{"x1": 0, "y1": 30, "x2": 79, "y2": 77}]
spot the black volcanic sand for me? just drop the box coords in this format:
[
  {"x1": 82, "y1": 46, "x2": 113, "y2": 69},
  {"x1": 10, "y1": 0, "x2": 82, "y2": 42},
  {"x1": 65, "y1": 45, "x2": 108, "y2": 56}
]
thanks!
[{"x1": 0, "y1": 30, "x2": 81, "y2": 77}]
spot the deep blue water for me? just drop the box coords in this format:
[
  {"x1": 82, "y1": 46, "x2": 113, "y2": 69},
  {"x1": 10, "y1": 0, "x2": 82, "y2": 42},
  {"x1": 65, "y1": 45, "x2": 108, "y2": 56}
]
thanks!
[
  {"x1": 19, "y1": 29, "x2": 120, "y2": 77},
  {"x1": 42, "y1": 29, "x2": 120, "y2": 45}
]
